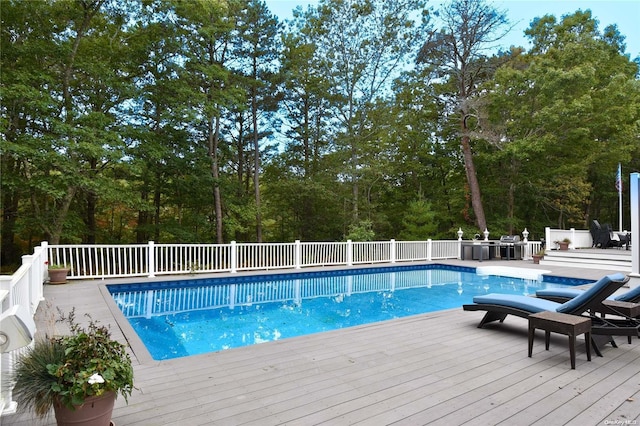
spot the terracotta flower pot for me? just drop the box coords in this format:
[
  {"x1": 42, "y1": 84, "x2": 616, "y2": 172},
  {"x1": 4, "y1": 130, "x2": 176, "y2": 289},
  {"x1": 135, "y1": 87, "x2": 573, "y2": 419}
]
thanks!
[
  {"x1": 48, "y1": 268, "x2": 70, "y2": 284},
  {"x1": 54, "y1": 391, "x2": 116, "y2": 426},
  {"x1": 558, "y1": 242, "x2": 569, "y2": 251}
]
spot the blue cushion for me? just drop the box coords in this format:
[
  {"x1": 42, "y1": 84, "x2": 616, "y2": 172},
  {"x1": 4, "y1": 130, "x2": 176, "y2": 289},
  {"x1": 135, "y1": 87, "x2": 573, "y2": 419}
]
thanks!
[
  {"x1": 536, "y1": 288, "x2": 584, "y2": 299},
  {"x1": 556, "y1": 273, "x2": 625, "y2": 314},
  {"x1": 472, "y1": 294, "x2": 560, "y2": 313},
  {"x1": 537, "y1": 274, "x2": 633, "y2": 303},
  {"x1": 614, "y1": 284, "x2": 640, "y2": 302}
]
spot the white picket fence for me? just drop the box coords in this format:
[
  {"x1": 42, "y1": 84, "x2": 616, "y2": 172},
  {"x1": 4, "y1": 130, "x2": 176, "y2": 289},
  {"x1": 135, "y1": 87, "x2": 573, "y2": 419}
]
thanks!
[{"x1": 44, "y1": 239, "x2": 470, "y2": 280}]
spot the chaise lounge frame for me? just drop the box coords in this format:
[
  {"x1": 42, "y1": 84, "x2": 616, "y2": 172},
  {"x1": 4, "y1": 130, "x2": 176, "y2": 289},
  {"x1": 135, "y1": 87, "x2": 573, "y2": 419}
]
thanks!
[{"x1": 463, "y1": 275, "x2": 639, "y2": 356}]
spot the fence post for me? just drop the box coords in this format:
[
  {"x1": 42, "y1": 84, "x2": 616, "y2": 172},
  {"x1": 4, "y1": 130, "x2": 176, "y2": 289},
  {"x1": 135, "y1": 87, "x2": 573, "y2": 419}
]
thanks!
[
  {"x1": 427, "y1": 239, "x2": 433, "y2": 261},
  {"x1": 22, "y1": 254, "x2": 39, "y2": 315},
  {"x1": 631, "y1": 173, "x2": 639, "y2": 278},
  {"x1": 295, "y1": 240, "x2": 301, "y2": 269},
  {"x1": 390, "y1": 239, "x2": 396, "y2": 263},
  {"x1": 148, "y1": 241, "x2": 155, "y2": 278},
  {"x1": 347, "y1": 240, "x2": 353, "y2": 266},
  {"x1": 231, "y1": 241, "x2": 237, "y2": 273},
  {"x1": 545, "y1": 227, "x2": 551, "y2": 249},
  {"x1": 37, "y1": 245, "x2": 45, "y2": 293},
  {"x1": 570, "y1": 228, "x2": 576, "y2": 249},
  {"x1": 42, "y1": 241, "x2": 49, "y2": 266},
  {"x1": 0, "y1": 276, "x2": 11, "y2": 302}
]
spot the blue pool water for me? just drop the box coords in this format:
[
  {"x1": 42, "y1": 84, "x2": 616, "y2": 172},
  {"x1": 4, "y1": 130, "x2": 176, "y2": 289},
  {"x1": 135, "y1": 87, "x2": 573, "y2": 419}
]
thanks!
[{"x1": 108, "y1": 264, "x2": 590, "y2": 360}]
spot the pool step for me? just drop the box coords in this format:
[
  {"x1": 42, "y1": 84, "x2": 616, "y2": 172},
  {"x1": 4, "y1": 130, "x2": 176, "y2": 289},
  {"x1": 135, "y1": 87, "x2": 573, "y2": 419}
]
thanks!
[{"x1": 539, "y1": 249, "x2": 632, "y2": 272}]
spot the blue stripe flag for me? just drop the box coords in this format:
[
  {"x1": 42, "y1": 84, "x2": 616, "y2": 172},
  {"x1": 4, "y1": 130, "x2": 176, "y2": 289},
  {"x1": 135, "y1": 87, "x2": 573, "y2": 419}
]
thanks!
[{"x1": 616, "y1": 163, "x2": 622, "y2": 193}]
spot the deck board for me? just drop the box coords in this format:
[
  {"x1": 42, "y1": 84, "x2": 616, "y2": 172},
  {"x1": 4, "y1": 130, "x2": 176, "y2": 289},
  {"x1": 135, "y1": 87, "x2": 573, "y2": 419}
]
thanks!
[{"x1": 4, "y1": 260, "x2": 640, "y2": 425}]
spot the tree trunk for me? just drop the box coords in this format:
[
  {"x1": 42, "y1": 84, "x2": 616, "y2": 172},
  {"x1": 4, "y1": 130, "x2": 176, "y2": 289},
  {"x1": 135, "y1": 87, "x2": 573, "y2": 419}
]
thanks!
[
  {"x1": 86, "y1": 189, "x2": 97, "y2": 244},
  {"x1": 460, "y1": 131, "x2": 487, "y2": 231},
  {"x1": 208, "y1": 116, "x2": 224, "y2": 244},
  {"x1": 236, "y1": 113, "x2": 245, "y2": 198},
  {"x1": 252, "y1": 88, "x2": 262, "y2": 242},
  {"x1": 85, "y1": 158, "x2": 98, "y2": 244},
  {"x1": 352, "y1": 144, "x2": 359, "y2": 222},
  {"x1": 153, "y1": 180, "x2": 161, "y2": 241},
  {"x1": 40, "y1": 186, "x2": 76, "y2": 245},
  {"x1": 136, "y1": 190, "x2": 149, "y2": 243}
]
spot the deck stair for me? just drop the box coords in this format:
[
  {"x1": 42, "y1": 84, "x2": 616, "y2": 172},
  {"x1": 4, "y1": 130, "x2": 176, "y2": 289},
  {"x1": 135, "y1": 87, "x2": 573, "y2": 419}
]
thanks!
[{"x1": 540, "y1": 248, "x2": 632, "y2": 272}]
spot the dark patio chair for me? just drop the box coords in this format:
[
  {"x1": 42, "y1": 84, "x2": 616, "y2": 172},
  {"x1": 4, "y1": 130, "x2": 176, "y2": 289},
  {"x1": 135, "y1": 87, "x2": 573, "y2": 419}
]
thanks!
[
  {"x1": 591, "y1": 220, "x2": 629, "y2": 248},
  {"x1": 463, "y1": 273, "x2": 638, "y2": 356},
  {"x1": 537, "y1": 283, "x2": 640, "y2": 343}
]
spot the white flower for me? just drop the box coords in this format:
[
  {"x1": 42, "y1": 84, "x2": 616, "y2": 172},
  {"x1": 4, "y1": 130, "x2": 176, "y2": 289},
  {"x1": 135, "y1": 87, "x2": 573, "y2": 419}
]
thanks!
[{"x1": 88, "y1": 373, "x2": 105, "y2": 385}]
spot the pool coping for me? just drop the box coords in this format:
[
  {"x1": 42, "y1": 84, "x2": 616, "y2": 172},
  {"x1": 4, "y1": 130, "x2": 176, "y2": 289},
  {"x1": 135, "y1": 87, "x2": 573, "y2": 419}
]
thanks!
[{"x1": 99, "y1": 262, "x2": 594, "y2": 365}]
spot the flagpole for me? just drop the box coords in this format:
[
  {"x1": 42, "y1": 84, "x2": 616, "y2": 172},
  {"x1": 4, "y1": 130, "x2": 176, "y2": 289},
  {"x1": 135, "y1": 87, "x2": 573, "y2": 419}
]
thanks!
[{"x1": 618, "y1": 163, "x2": 623, "y2": 232}]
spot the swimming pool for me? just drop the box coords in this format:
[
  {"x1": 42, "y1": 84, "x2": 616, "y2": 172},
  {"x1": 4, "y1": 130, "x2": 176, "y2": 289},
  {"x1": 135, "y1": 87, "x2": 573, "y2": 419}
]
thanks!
[{"x1": 107, "y1": 264, "x2": 590, "y2": 360}]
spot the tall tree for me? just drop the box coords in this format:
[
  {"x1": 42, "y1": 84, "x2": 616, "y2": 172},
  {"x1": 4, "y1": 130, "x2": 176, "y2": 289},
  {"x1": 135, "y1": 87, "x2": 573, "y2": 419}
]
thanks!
[
  {"x1": 306, "y1": 0, "x2": 428, "y2": 222},
  {"x1": 265, "y1": 10, "x2": 341, "y2": 241},
  {"x1": 171, "y1": 0, "x2": 238, "y2": 243},
  {"x1": 1, "y1": 0, "x2": 54, "y2": 262},
  {"x1": 233, "y1": 0, "x2": 281, "y2": 242},
  {"x1": 381, "y1": 68, "x2": 464, "y2": 238},
  {"x1": 1, "y1": 0, "x2": 131, "y2": 245},
  {"x1": 417, "y1": 0, "x2": 509, "y2": 232},
  {"x1": 485, "y1": 11, "x2": 640, "y2": 230}
]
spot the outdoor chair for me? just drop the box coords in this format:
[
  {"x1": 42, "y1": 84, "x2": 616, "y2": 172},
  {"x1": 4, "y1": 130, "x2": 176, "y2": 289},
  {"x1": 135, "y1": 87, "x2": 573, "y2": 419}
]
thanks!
[
  {"x1": 590, "y1": 220, "x2": 629, "y2": 249},
  {"x1": 536, "y1": 284, "x2": 640, "y2": 305},
  {"x1": 536, "y1": 282, "x2": 640, "y2": 343},
  {"x1": 463, "y1": 273, "x2": 639, "y2": 356}
]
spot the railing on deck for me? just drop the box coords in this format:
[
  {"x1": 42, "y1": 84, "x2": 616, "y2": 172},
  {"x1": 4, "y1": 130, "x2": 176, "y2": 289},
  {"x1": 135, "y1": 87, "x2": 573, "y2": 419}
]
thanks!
[
  {"x1": 46, "y1": 239, "x2": 468, "y2": 280},
  {"x1": 545, "y1": 227, "x2": 592, "y2": 250},
  {"x1": 0, "y1": 244, "x2": 47, "y2": 415}
]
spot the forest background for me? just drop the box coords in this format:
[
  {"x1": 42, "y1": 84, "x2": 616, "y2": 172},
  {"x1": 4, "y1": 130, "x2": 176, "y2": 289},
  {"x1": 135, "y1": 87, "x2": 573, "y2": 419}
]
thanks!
[{"x1": 1, "y1": 0, "x2": 639, "y2": 270}]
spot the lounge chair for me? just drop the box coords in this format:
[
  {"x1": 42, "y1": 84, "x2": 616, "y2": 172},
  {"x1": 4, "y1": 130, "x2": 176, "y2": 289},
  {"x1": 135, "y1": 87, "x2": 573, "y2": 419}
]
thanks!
[
  {"x1": 590, "y1": 220, "x2": 629, "y2": 249},
  {"x1": 536, "y1": 280, "x2": 640, "y2": 343},
  {"x1": 536, "y1": 283, "x2": 640, "y2": 304},
  {"x1": 463, "y1": 273, "x2": 639, "y2": 355}
]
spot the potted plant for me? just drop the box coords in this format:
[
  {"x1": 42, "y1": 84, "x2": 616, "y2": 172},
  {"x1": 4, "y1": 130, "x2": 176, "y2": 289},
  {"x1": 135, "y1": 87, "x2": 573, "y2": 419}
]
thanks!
[
  {"x1": 532, "y1": 249, "x2": 545, "y2": 264},
  {"x1": 12, "y1": 308, "x2": 134, "y2": 426},
  {"x1": 46, "y1": 261, "x2": 70, "y2": 284},
  {"x1": 555, "y1": 238, "x2": 571, "y2": 251}
]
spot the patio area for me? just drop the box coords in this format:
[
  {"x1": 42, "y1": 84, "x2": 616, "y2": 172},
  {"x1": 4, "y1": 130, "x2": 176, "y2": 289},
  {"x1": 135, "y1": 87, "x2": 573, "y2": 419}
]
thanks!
[{"x1": 4, "y1": 260, "x2": 640, "y2": 425}]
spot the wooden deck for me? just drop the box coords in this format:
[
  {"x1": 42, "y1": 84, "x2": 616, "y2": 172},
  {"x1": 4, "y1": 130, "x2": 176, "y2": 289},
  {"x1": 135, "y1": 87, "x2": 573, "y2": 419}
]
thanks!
[{"x1": 5, "y1": 260, "x2": 640, "y2": 425}]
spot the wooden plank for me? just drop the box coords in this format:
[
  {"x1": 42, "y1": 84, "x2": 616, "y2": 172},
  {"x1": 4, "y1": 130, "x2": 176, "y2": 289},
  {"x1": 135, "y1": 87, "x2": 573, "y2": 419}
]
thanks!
[{"x1": 5, "y1": 262, "x2": 640, "y2": 426}]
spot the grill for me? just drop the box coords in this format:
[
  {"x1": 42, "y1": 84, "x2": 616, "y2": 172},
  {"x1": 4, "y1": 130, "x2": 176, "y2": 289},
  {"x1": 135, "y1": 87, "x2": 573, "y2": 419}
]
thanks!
[
  {"x1": 499, "y1": 235, "x2": 523, "y2": 260},
  {"x1": 500, "y1": 235, "x2": 520, "y2": 243}
]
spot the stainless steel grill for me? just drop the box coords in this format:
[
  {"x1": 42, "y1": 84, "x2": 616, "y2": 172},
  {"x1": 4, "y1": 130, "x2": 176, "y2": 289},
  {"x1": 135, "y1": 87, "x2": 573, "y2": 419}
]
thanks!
[
  {"x1": 499, "y1": 235, "x2": 523, "y2": 260},
  {"x1": 499, "y1": 235, "x2": 521, "y2": 243}
]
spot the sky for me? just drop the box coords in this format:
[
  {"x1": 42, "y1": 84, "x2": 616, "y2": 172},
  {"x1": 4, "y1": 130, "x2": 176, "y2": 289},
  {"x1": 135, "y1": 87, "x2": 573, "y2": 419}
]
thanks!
[{"x1": 264, "y1": 0, "x2": 640, "y2": 58}]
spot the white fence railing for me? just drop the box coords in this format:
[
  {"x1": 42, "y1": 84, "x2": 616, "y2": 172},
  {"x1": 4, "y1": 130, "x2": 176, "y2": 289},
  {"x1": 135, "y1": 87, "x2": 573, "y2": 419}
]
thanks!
[
  {"x1": 545, "y1": 227, "x2": 592, "y2": 250},
  {"x1": 46, "y1": 239, "x2": 468, "y2": 280},
  {"x1": 2, "y1": 235, "x2": 550, "y2": 415},
  {"x1": 0, "y1": 244, "x2": 47, "y2": 415}
]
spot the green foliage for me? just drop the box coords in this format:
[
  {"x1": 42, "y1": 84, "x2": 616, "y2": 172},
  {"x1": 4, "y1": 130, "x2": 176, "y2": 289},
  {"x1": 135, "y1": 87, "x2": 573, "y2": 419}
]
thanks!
[
  {"x1": 346, "y1": 220, "x2": 375, "y2": 241},
  {"x1": 50, "y1": 311, "x2": 134, "y2": 408},
  {"x1": 11, "y1": 338, "x2": 66, "y2": 417},
  {"x1": 484, "y1": 10, "x2": 639, "y2": 230},
  {"x1": 399, "y1": 200, "x2": 438, "y2": 240},
  {"x1": 46, "y1": 263, "x2": 68, "y2": 270},
  {"x1": 1, "y1": 0, "x2": 639, "y2": 264},
  {"x1": 12, "y1": 309, "x2": 133, "y2": 417}
]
